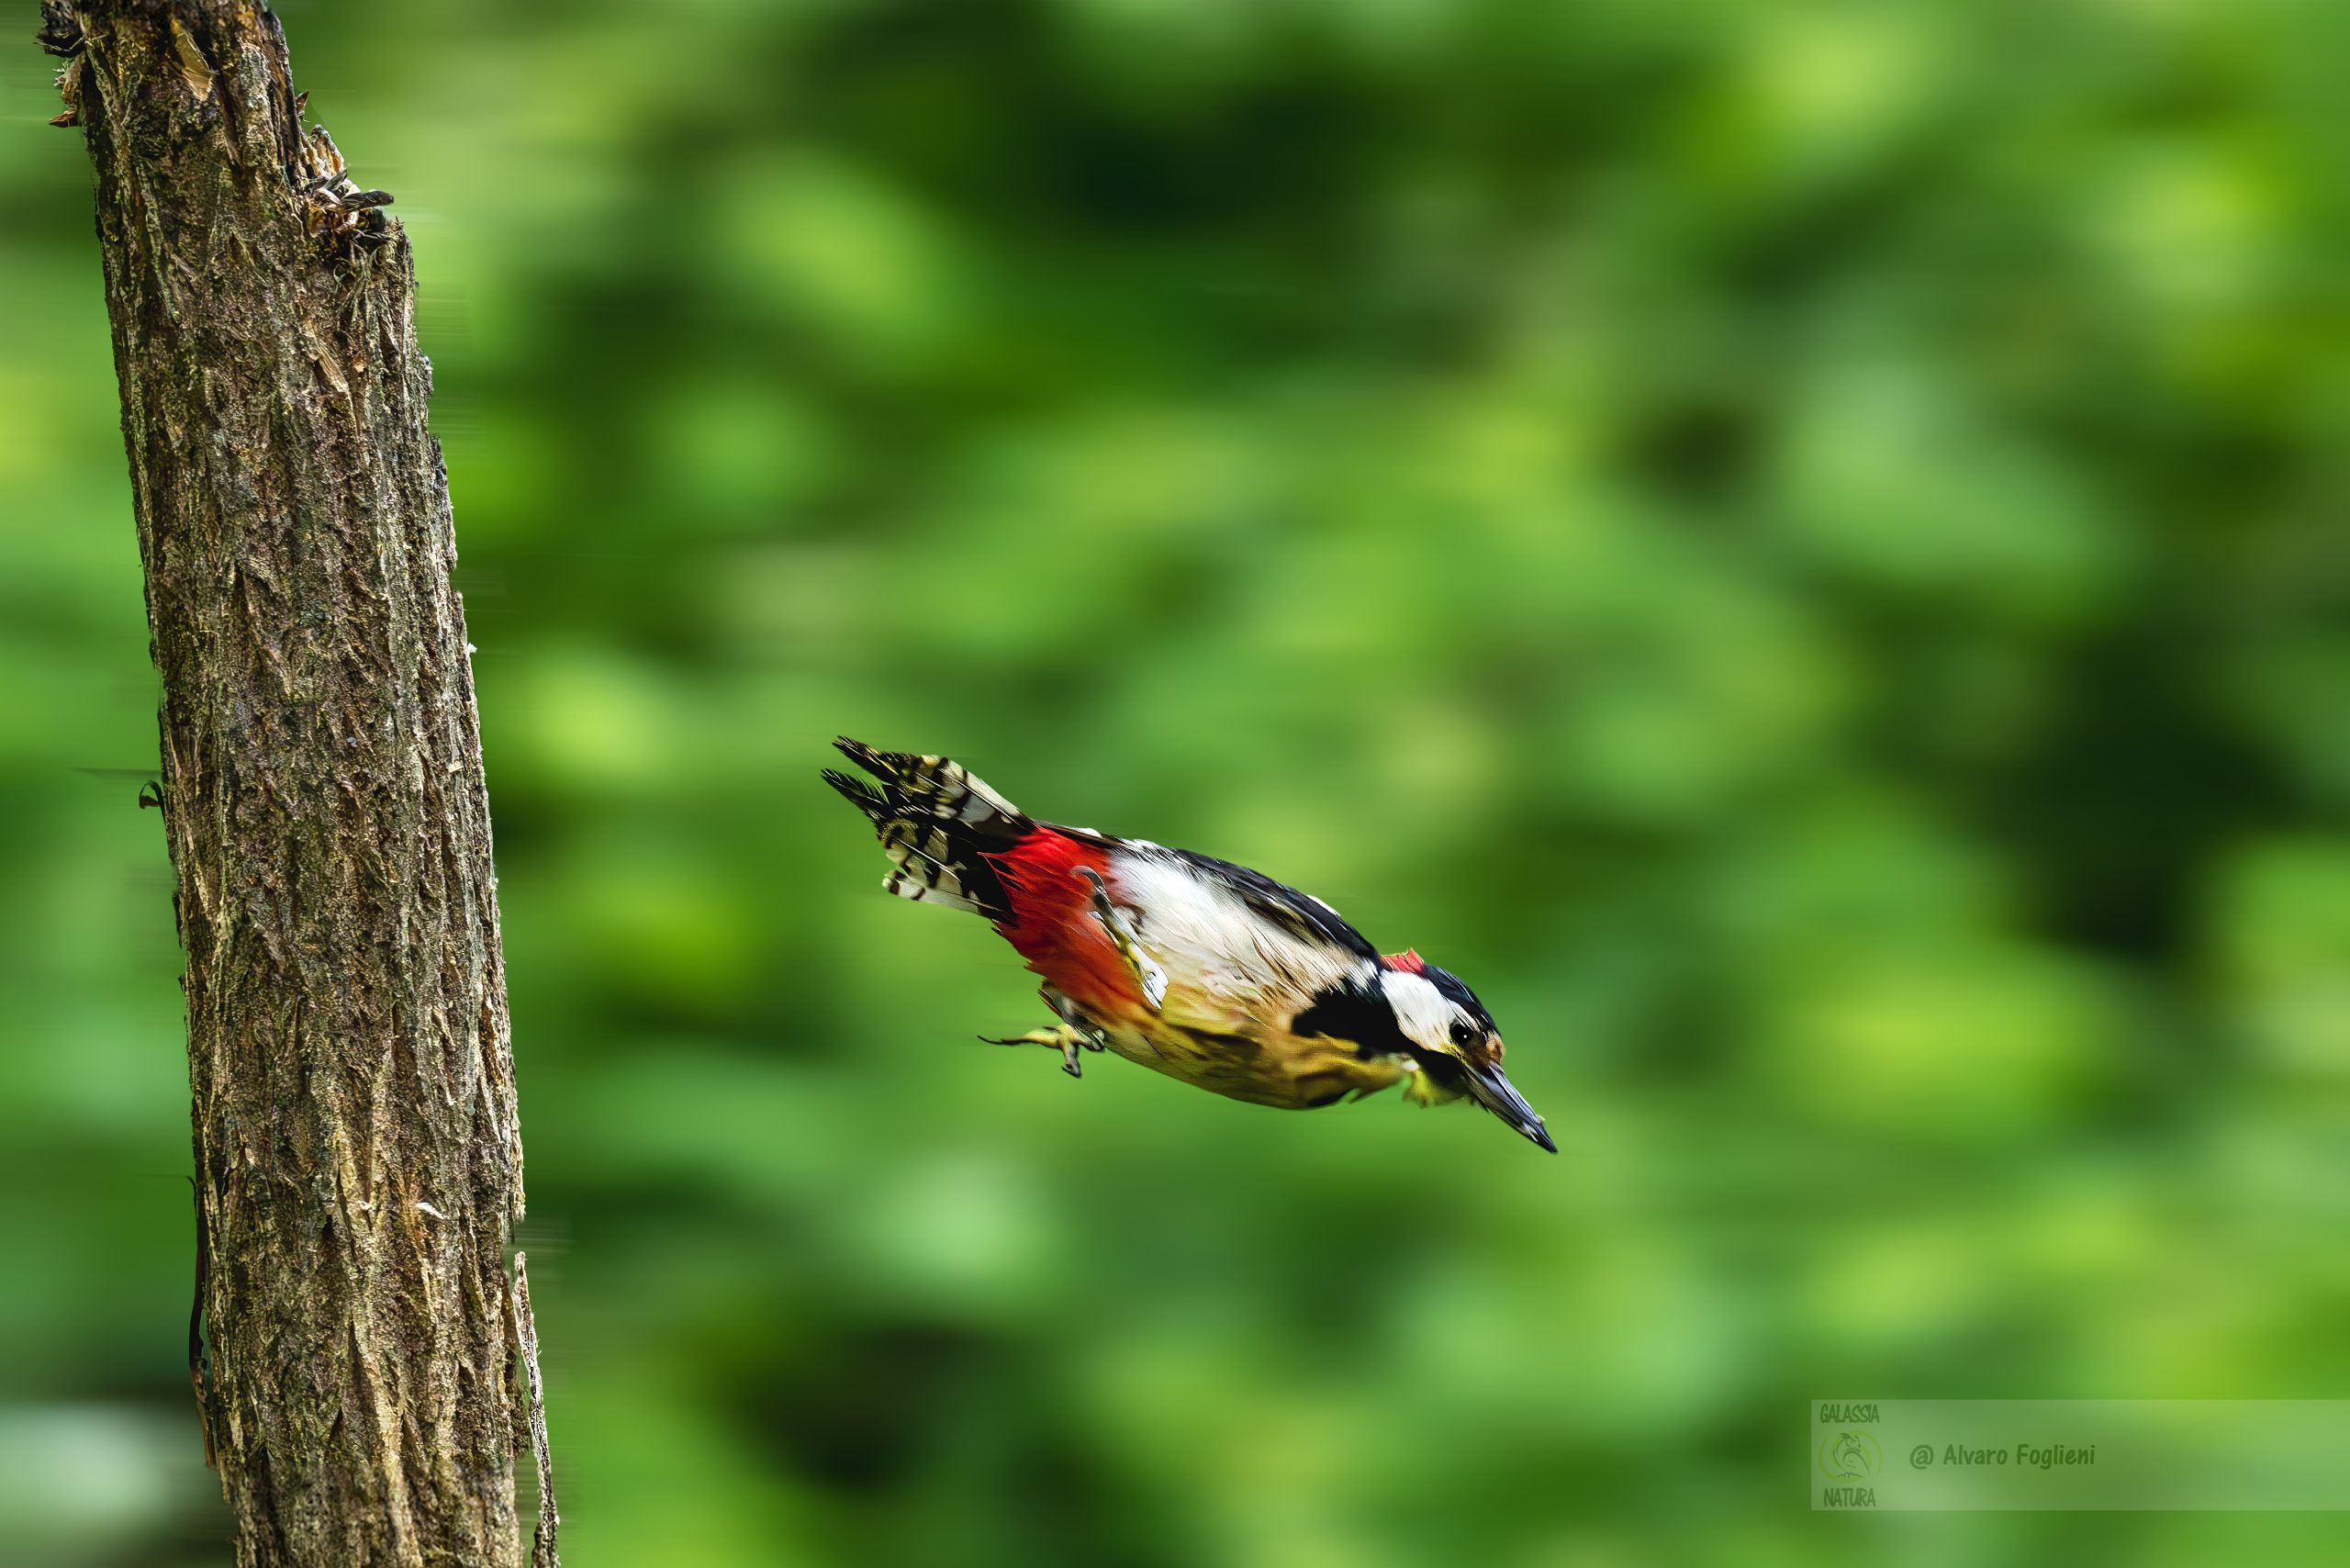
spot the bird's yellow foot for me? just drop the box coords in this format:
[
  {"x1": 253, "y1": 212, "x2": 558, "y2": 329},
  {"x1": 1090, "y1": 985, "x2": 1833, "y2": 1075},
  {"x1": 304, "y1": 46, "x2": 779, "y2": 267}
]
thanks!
[
  {"x1": 978, "y1": 1025, "x2": 1102, "y2": 1078},
  {"x1": 1074, "y1": 866, "x2": 1167, "y2": 1012}
]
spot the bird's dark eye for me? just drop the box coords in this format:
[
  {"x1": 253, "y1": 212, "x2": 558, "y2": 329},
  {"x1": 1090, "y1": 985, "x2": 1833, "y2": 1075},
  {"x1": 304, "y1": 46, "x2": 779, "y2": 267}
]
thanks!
[{"x1": 1449, "y1": 1020, "x2": 1478, "y2": 1047}]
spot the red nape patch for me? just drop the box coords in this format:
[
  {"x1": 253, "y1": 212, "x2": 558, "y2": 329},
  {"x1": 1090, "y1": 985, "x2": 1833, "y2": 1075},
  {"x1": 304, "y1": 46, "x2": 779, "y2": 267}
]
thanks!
[
  {"x1": 982, "y1": 830, "x2": 1142, "y2": 1015},
  {"x1": 1383, "y1": 948, "x2": 1425, "y2": 974}
]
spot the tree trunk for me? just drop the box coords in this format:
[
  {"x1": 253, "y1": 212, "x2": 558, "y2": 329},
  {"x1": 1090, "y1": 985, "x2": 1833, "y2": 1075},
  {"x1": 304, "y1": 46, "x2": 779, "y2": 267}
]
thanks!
[{"x1": 40, "y1": 4, "x2": 556, "y2": 1564}]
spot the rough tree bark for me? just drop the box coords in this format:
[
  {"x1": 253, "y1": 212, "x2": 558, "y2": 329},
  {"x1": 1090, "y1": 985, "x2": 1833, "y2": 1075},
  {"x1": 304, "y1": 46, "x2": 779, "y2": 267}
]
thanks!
[{"x1": 39, "y1": 4, "x2": 555, "y2": 1564}]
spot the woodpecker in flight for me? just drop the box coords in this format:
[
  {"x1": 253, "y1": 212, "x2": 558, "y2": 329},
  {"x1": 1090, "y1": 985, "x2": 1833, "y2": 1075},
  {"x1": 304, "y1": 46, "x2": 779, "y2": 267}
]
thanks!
[{"x1": 824, "y1": 738, "x2": 1554, "y2": 1152}]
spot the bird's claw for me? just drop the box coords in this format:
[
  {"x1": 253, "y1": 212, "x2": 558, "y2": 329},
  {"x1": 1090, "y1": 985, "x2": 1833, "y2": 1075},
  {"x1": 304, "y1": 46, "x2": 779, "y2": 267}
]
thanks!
[
  {"x1": 1075, "y1": 867, "x2": 1168, "y2": 1013},
  {"x1": 978, "y1": 1025, "x2": 1098, "y2": 1078}
]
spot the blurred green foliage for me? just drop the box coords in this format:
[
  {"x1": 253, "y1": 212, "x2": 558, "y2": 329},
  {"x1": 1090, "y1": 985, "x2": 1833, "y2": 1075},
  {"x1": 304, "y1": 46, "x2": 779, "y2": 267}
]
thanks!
[{"x1": 5, "y1": 1, "x2": 2349, "y2": 1564}]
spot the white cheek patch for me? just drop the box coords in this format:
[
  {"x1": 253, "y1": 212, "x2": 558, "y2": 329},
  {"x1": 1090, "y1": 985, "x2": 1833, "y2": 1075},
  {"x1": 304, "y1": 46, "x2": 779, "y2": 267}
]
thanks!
[{"x1": 1379, "y1": 969, "x2": 1455, "y2": 1054}]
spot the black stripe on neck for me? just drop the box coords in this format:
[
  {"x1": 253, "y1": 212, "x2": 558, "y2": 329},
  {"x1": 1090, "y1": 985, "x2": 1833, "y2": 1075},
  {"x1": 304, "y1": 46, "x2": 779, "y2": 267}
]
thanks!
[{"x1": 1291, "y1": 980, "x2": 1412, "y2": 1059}]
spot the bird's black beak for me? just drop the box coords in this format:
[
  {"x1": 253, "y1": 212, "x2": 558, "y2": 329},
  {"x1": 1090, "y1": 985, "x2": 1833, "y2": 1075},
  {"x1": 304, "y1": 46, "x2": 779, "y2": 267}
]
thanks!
[{"x1": 1462, "y1": 1057, "x2": 1555, "y2": 1153}]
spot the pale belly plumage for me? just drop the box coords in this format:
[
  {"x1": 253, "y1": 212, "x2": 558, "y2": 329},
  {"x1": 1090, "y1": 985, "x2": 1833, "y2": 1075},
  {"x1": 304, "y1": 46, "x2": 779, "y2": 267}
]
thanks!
[{"x1": 1082, "y1": 981, "x2": 1408, "y2": 1110}]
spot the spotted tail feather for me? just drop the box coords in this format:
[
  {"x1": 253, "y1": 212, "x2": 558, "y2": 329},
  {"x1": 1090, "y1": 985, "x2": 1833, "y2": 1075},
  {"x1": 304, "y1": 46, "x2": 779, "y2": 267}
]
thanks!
[{"x1": 822, "y1": 738, "x2": 1033, "y2": 919}]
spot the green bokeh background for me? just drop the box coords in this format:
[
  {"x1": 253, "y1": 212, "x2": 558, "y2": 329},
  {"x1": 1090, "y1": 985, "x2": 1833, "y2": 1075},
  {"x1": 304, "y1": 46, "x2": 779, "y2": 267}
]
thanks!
[{"x1": 6, "y1": 1, "x2": 2348, "y2": 1563}]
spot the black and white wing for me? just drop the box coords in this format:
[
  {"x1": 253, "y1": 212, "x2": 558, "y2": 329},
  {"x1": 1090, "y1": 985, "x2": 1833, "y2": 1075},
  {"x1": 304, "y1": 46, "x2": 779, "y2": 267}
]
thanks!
[
  {"x1": 1168, "y1": 849, "x2": 1380, "y2": 962},
  {"x1": 1086, "y1": 835, "x2": 1380, "y2": 1030}
]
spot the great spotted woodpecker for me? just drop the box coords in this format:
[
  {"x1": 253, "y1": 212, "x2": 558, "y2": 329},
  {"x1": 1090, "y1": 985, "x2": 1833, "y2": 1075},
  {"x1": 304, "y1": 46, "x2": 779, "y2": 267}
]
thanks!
[{"x1": 824, "y1": 738, "x2": 1554, "y2": 1152}]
